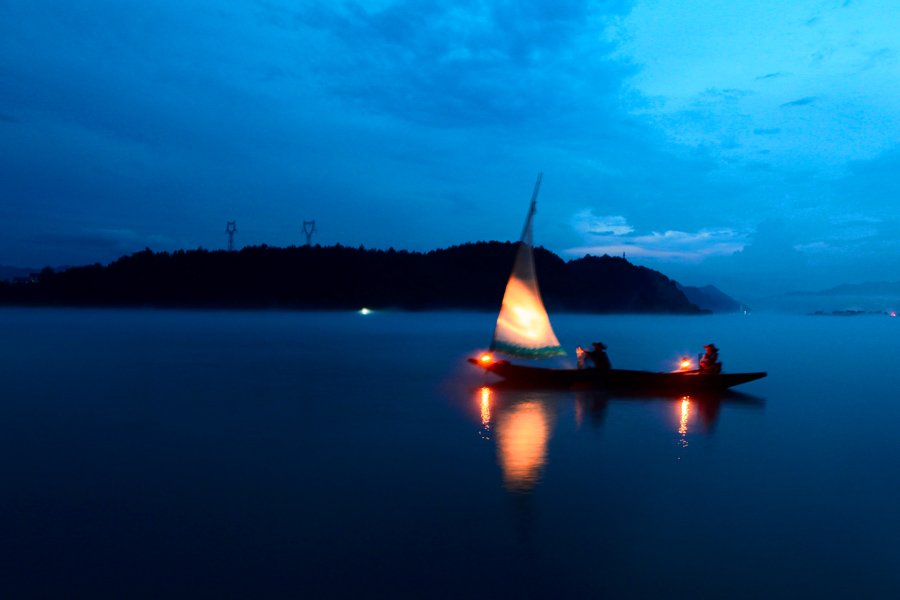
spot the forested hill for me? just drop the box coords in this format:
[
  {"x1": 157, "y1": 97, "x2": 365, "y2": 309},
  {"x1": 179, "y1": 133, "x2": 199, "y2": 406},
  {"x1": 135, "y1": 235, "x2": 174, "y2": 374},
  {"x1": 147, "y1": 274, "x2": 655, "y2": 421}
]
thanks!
[{"x1": 0, "y1": 242, "x2": 707, "y2": 314}]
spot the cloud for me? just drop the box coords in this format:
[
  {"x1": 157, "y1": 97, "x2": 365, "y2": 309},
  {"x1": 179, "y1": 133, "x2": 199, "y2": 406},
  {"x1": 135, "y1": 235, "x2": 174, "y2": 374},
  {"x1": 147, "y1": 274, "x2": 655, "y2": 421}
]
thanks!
[
  {"x1": 565, "y1": 220, "x2": 747, "y2": 262},
  {"x1": 288, "y1": 0, "x2": 634, "y2": 128},
  {"x1": 570, "y1": 209, "x2": 633, "y2": 236},
  {"x1": 703, "y1": 220, "x2": 808, "y2": 281},
  {"x1": 819, "y1": 213, "x2": 880, "y2": 242},
  {"x1": 780, "y1": 96, "x2": 817, "y2": 107},
  {"x1": 28, "y1": 229, "x2": 180, "y2": 259},
  {"x1": 795, "y1": 241, "x2": 829, "y2": 254}
]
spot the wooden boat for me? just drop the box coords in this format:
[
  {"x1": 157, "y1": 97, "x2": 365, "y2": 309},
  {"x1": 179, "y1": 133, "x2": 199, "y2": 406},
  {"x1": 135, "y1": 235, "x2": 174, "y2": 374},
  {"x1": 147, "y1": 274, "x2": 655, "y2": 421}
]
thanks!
[
  {"x1": 468, "y1": 357, "x2": 766, "y2": 392},
  {"x1": 469, "y1": 173, "x2": 766, "y2": 391}
]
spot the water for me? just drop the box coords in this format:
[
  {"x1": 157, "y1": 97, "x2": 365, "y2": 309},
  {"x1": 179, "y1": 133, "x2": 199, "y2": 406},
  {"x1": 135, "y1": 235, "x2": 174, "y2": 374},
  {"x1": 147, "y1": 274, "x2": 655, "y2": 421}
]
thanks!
[{"x1": 1, "y1": 308, "x2": 899, "y2": 598}]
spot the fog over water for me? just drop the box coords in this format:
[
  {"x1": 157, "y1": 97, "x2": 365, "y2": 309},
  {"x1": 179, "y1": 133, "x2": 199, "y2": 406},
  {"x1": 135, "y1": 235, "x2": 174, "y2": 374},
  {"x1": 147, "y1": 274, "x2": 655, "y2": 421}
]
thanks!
[{"x1": 1, "y1": 309, "x2": 898, "y2": 598}]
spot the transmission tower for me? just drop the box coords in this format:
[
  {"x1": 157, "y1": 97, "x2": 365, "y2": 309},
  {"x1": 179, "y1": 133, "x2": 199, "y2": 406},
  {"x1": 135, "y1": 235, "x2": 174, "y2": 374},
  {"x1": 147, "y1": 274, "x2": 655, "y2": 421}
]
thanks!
[
  {"x1": 226, "y1": 221, "x2": 237, "y2": 251},
  {"x1": 302, "y1": 220, "x2": 317, "y2": 246}
]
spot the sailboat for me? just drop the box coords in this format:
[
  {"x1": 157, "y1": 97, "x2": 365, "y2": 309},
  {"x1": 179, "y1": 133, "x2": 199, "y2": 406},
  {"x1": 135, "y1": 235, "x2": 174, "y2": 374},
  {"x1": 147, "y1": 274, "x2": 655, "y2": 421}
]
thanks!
[{"x1": 468, "y1": 174, "x2": 767, "y2": 393}]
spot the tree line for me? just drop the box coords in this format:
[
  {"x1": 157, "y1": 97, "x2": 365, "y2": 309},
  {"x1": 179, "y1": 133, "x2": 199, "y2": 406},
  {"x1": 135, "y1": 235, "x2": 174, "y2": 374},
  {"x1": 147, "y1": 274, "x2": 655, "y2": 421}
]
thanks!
[{"x1": 0, "y1": 242, "x2": 707, "y2": 314}]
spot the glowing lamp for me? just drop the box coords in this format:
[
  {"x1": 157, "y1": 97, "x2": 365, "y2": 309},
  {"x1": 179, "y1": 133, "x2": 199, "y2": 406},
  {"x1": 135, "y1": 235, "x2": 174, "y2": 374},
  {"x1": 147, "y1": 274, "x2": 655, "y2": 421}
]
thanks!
[
  {"x1": 481, "y1": 354, "x2": 492, "y2": 363},
  {"x1": 680, "y1": 358, "x2": 692, "y2": 370}
]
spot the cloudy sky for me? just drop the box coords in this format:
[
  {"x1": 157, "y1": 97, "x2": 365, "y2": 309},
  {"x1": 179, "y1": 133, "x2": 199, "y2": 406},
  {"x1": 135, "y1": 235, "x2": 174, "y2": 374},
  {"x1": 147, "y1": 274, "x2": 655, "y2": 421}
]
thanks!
[{"x1": 2, "y1": 0, "x2": 900, "y2": 299}]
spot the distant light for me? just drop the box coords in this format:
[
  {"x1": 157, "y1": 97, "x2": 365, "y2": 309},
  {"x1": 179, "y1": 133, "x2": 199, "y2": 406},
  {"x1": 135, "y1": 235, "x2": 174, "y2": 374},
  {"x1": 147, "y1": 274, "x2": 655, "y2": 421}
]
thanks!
[
  {"x1": 892, "y1": 312, "x2": 897, "y2": 317},
  {"x1": 359, "y1": 308, "x2": 371, "y2": 315},
  {"x1": 481, "y1": 354, "x2": 492, "y2": 363},
  {"x1": 680, "y1": 358, "x2": 692, "y2": 370}
]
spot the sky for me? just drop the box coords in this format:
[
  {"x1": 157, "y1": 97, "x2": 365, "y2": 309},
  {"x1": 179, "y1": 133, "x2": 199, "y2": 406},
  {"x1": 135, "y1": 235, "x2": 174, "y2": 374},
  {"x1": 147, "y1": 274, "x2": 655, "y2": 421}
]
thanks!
[{"x1": 2, "y1": 0, "x2": 900, "y2": 300}]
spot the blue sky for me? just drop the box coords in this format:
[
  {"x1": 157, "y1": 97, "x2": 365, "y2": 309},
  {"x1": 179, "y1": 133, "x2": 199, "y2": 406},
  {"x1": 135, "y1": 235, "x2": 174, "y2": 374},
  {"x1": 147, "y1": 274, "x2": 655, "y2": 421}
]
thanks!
[{"x1": 2, "y1": 0, "x2": 900, "y2": 299}]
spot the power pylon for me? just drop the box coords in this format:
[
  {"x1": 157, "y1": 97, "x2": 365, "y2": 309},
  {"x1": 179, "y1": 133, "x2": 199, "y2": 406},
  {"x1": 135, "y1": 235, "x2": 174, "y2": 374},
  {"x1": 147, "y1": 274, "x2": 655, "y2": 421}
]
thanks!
[
  {"x1": 226, "y1": 221, "x2": 237, "y2": 251},
  {"x1": 302, "y1": 220, "x2": 317, "y2": 246}
]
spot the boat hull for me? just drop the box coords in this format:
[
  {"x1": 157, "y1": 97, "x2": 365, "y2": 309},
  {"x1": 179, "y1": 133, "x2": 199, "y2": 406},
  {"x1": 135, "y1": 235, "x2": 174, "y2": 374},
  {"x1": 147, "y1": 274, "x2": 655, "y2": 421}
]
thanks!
[{"x1": 469, "y1": 358, "x2": 766, "y2": 392}]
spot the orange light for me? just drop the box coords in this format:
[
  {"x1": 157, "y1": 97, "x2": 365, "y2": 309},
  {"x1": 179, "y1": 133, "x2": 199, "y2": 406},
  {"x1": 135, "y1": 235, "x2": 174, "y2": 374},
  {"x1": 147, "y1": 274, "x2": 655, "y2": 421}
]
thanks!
[
  {"x1": 496, "y1": 400, "x2": 550, "y2": 493},
  {"x1": 679, "y1": 397, "x2": 690, "y2": 439},
  {"x1": 481, "y1": 354, "x2": 492, "y2": 363},
  {"x1": 680, "y1": 358, "x2": 692, "y2": 370},
  {"x1": 480, "y1": 387, "x2": 491, "y2": 428}
]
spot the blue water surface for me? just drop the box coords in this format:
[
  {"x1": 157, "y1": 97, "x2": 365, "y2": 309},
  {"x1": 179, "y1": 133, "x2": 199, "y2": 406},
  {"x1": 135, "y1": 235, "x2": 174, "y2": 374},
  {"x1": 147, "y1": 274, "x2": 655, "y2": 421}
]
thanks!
[{"x1": 1, "y1": 308, "x2": 898, "y2": 599}]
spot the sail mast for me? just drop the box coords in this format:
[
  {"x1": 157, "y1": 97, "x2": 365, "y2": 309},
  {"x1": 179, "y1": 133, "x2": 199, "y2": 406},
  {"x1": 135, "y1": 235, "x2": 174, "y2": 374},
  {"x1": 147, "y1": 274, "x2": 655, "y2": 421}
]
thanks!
[
  {"x1": 489, "y1": 173, "x2": 565, "y2": 359},
  {"x1": 519, "y1": 172, "x2": 542, "y2": 244}
]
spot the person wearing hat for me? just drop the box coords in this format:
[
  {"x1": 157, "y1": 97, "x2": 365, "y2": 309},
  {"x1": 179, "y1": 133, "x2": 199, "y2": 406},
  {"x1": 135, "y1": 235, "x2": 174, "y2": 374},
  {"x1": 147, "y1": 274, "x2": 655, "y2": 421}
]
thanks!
[
  {"x1": 582, "y1": 342, "x2": 611, "y2": 371},
  {"x1": 700, "y1": 344, "x2": 722, "y2": 374}
]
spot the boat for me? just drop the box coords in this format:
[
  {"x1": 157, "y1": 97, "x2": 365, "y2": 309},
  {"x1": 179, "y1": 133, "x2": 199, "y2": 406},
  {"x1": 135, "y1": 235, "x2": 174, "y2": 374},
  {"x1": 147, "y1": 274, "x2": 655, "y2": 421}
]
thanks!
[
  {"x1": 469, "y1": 173, "x2": 767, "y2": 392},
  {"x1": 467, "y1": 358, "x2": 767, "y2": 392}
]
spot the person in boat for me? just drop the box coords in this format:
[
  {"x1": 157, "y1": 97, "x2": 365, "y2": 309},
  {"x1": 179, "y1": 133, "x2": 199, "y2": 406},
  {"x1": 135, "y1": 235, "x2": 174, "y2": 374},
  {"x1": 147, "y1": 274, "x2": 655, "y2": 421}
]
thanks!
[
  {"x1": 699, "y1": 344, "x2": 722, "y2": 374},
  {"x1": 576, "y1": 347, "x2": 587, "y2": 369},
  {"x1": 580, "y1": 342, "x2": 611, "y2": 371}
]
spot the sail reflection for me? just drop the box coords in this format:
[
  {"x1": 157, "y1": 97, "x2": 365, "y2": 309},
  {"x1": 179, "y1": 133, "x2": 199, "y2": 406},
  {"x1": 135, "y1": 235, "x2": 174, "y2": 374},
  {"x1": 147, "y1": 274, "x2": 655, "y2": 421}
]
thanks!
[{"x1": 494, "y1": 398, "x2": 553, "y2": 493}]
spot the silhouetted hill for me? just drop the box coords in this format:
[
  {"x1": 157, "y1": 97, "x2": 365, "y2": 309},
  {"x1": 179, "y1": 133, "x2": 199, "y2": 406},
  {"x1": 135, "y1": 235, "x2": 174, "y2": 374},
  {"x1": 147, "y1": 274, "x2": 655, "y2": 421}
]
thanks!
[
  {"x1": 756, "y1": 279, "x2": 900, "y2": 314},
  {"x1": 788, "y1": 281, "x2": 900, "y2": 296},
  {"x1": 674, "y1": 282, "x2": 744, "y2": 313},
  {"x1": 0, "y1": 243, "x2": 707, "y2": 314},
  {"x1": 0, "y1": 265, "x2": 40, "y2": 282}
]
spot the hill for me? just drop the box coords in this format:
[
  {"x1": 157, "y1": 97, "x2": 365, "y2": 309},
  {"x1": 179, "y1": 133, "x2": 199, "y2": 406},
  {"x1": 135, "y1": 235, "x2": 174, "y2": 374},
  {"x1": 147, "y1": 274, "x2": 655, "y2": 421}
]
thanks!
[
  {"x1": 788, "y1": 281, "x2": 900, "y2": 296},
  {"x1": 0, "y1": 243, "x2": 708, "y2": 314},
  {"x1": 0, "y1": 264, "x2": 40, "y2": 282},
  {"x1": 755, "y1": 280, "x2": 900, "y2": 313},
  {"x1": 674, "y1": 282, "x2": 744, "y2": 313}
]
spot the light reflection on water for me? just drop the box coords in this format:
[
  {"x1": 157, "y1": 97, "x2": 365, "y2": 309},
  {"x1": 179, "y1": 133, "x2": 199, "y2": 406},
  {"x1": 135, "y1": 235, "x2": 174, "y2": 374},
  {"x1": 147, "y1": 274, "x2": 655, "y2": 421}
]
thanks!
[
  {"x1": 479, "y1": 386, "x2": 491, "y2": 436},
  {"x1": 477, "y1": 385, "x2": 764, "y2": 494},
  {"x1": 493, "y1": 396, "x2": 554, "y2": 493},
  {"x1": 679, "y1": 396, "x2": 691, "y2": 446}
]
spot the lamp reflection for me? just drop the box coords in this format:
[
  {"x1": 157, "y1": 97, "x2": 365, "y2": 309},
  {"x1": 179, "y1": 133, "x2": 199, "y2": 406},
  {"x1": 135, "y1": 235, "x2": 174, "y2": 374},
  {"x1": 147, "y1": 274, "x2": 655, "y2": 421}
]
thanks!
[
  {"x1": 679, "y1": 396, "x2": 690, "y2": 447},
  {"x1": 480, "y1": 387, "x2": 492, "y2": 439},
  {"x1": 494, "y1": 398, "x2": 552, "y2": 493}
]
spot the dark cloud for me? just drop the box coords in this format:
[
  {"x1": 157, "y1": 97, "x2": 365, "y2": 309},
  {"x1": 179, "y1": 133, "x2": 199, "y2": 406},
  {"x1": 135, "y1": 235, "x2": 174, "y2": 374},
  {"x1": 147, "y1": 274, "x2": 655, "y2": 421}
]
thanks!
[
  {"x1": 290, "y1": 0, "x2": 634, "y2": 128},
  {"x1": 674, "y1": 220, "x2": 811, "y2": 300},
  {"x1": 780, "y1": 96, "x2": 817, "y2": 107},
  {"x1": 729, "y1": 220, "x2": 805, "y2": 265},
  {"x1": 835, "y1": 148, "x2": 900, "y2": 211},
  {"x1": 858, "y1": 48, "x2": 893, "y2": 72},
  {"x1": 18, "y1": 228, "x2": 181, "y2": 265}
]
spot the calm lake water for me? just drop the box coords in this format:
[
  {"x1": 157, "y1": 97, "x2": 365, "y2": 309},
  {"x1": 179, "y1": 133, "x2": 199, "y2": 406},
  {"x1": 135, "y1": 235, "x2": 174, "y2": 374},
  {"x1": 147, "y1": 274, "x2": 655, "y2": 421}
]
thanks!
[{"x1": 1, "y1": 308, "x2": 899, "y2": 599}]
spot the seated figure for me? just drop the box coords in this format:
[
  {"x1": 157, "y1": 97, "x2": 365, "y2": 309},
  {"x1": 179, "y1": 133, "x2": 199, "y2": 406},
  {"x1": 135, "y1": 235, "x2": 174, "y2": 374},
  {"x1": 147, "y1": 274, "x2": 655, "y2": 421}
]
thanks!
[
  {"x1": 581, "y1": 342, "x2": 611, "y2": 371},
  {"x1": 699, "y1": 344, "x2": 722, "y2": 374}
]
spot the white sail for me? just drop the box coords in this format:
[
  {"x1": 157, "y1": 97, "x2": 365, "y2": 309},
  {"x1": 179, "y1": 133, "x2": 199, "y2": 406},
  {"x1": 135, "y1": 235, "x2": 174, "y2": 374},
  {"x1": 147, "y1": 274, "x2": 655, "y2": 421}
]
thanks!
[{"x1": 490, "y1": 174, "x2": 566, "y2": 359}]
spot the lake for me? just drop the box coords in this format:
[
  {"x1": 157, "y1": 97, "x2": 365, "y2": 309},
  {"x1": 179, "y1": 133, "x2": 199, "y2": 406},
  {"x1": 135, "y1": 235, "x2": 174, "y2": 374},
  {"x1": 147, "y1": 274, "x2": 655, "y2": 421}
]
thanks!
[{"x1": 1, "y1": 308, "x2": 898, "y2": 599}]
